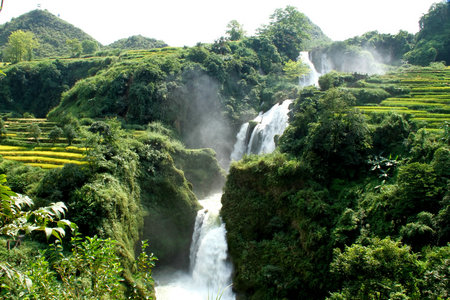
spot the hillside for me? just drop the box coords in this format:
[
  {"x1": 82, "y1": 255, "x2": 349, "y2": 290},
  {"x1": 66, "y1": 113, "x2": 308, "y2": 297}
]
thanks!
[
  {"x1": 222, "y1": 66, "x2": 449, "y2": 299},
  {"x1": 0, "y1": 9, "x2": 99, "y2": 58},
  {"x1": 106, "y1": 35, "x2": 167, "y2": 50}
]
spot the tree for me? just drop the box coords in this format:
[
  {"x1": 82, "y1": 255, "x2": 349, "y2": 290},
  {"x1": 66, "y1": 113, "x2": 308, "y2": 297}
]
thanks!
[
  {"x1": 226, "y1": 20, "x2": 245, "y2": 41},
  {"x1": 28, "y1": 123, "x2": 41, "y2": 144},
  {"x1": 0, "y1": 119, "x2": 7, "y2": 140},
  {"x1": 258, "y1": 6, "x2": 310, "y2": 61},
  {"x1": 66, "y1": 38, "x2": 82, "y2": 57},
  {"x1": 4, "y1": 30, "x2": 39, "y2": 63},
  {"x1": 330, "y1": 238, "x2": 421, "y2": 299},
  {"x1": 63, "y1": 124, "x2": 77, "y2": 146},
  {"x1": 404, "y1": 1, "x2": 450, "y2": 65},
  {"x1": 48, "y1": 126, "x2": 64, "y2": 145},
  {"x1": 283, "y1": 59, "x2": 310, "y2": 81},
  {"x1": 81, "y1": 40, "x2": 98, "y2": 55},
  {"x1": 0, "y1": 174, "x2": 74, "y2": 245}
]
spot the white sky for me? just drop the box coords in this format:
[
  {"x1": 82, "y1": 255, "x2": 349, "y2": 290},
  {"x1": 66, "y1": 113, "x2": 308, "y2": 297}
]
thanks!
[{"x1": 0, "y1": 0, "x2": 440, "y2": 47}]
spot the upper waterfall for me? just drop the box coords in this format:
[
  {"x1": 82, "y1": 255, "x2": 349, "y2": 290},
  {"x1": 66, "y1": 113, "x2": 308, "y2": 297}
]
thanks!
[
  {"x1": 230, "y1": 99, "x2": 292, "y2": 161},
  {"x1": 299, "y1": 51, "x2": 321, "y2": 87}
]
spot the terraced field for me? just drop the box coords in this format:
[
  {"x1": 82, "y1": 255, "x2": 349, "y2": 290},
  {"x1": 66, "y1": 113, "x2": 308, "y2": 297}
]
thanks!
[
  {"x1": 356, "y1": 66, "x2": 450, "y2": 129},
  {"x1": 0, "y1": 118, "x2": 88, "y2": 169}
]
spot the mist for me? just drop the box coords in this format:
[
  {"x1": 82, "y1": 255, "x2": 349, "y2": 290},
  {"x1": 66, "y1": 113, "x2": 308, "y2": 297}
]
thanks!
[
  {"x1": 311, "y1": 49, "x2": 386, "y2": 76},
  {"x1": 178, "y1": 68, "x2": 234, "y2": 168}
]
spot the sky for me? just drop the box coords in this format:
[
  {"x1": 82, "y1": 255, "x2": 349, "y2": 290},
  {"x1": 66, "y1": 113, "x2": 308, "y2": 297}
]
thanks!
[{"x1": 0, "y1": 0, "x2": 440, "y2": 47}]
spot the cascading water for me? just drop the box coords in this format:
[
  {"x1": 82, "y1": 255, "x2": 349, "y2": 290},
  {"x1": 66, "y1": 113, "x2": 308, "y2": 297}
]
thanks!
[
  {"x1": 155, "y1": 193, "x2": 234, "y2": 300},
  {"x1": 230, "y1": 99, "x2": 293, "y2": 161},
  {"x1": 156, "y1": 90, "x2": 294, "y2": 300},
  {"x1": 299, "y1": 51, "x2": 321, "y2": 87}
]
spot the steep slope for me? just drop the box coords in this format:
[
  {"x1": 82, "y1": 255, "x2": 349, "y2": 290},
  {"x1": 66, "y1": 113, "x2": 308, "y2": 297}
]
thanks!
[{"x1": 0, "y1": 9, "x2": 99, "y2": 58}]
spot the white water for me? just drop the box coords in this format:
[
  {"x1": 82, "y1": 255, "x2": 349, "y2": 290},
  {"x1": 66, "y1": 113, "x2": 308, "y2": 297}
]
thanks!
[
  {"x1": 229, "y1": 122, "x2": 249, "y2": 161},
  {"x1": 230, "y1": 99, "x2": 293, "y2": 161},
  {"x1": 298, "y1": 51, "x2": 321, "y2": 87},
  {"x1": 155, "y1": 193, "x2": 234, "y2": 300}
]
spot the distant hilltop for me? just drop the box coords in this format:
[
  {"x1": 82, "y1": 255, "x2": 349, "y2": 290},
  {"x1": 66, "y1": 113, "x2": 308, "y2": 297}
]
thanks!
[{"x1": 0, "y1": 9, "x2": 168, "y2": 59}]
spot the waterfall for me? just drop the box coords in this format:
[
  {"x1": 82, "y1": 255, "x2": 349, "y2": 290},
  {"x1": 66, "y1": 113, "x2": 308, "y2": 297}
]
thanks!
[
  {"x1": 299, "y1": 51, "x2": 320, "y2": 87},
  {"x1": 155, "y1": 193, "x2": 234, "y2": 300},
  {"x1": 231, "y1": 99, "x2": 292, "y2": 161},
  {"x1": 156, "y1": 99, "x2": 294, "y2": 299},
  {"x1": 229, "y1": 122, "x2": 250, "y2": 161}
]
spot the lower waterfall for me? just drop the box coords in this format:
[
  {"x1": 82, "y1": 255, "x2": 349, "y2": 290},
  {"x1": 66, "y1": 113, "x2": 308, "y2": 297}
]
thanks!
[{"x1": 155, "y1": 193, "x2": 234, "y2": 300}]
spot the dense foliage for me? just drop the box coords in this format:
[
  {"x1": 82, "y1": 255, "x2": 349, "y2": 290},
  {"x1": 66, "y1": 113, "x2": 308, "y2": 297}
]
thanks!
[
  {"x1": 258, "y1": 6, "x2": 330, "y2": 61},
  {"x1": 0, "y1": 118, "x2": 225, "y2": 293},
  {"x1": 3, "y1": 30, "x2": 39, "y2": 63},
  {"x1": 0, "y1": 57, "x2": 115, "y2": 117},
  {"x1": 222, "y1": 75, "x2": 449, "y2": 299},
  {"x1": 404, "y1": 1, "x2": 450, "y2": 66}
]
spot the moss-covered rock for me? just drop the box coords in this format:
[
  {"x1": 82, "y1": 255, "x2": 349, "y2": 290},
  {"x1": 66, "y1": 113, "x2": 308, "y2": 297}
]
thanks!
[
  {"x1": 173, "y1": 147, "x2": 225, "y2": 198},
  {"x1": 139, "y1": 152, "x2": 200, "y2": 267}
]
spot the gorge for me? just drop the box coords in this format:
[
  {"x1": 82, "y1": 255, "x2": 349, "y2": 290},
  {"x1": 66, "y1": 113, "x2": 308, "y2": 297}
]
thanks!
[{"x1": 156, "y1": 95, "x2": 296, "y2": 299}]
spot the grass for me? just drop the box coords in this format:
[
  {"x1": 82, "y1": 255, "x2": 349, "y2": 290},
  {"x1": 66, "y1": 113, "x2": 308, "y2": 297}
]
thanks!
[
  {"x1": 412, "y1": 87, "x2": 450, "y2": 92},
  {"x1": 354, "y1": 66, "x2": 450, "y2": 129},
  {"x1": 0, "y1": 151, "x2": 85, "y2": 159},
  {"x1": 380, "y1": 100, "x2": 448, "y2": 108},
  {"x1": 2, "y1": 156, "x2": 87, "y2": 165},
  {"x1": 0, "y1": 145, "x2": 26, "y2": 151}
]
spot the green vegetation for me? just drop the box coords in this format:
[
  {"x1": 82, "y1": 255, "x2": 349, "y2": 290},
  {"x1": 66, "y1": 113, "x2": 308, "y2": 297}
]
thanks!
[
  {"x1": 0, "y1": 57, "x2": 115, "y2": 117},
  {"x1": 356, "y1": 65, "x2": 450, "y2": 129},
  {"x1": 404, "y1": 1, "x2": 450, "y2": 66},
  {"x1": 0, "y1": 10, "x2": 99, "y2": 59},
  {"x1": 0, "y1": 118, "x2": 224, "y2": 287},
  {"x1": 106, "y1": 35, "x2": 167, "y2": 50},
  {"x1": 66, "y1": 38, "x2": 82, "y2": 57},
  {"x1": 0, "y1": 175, "x2": 156, "y2": 298},
  {"x1": 226, "y1": 20, "x2": 246, "y2": 41},
  {"x1": 222, "y1": 68, "x2": 449, "y2": 299},
  {"x1": 258, "y1": 6, "x2": 330, "y2": 61},
  {"x1": 3, "y1": 30, "x2": 39, "y2": 63}
]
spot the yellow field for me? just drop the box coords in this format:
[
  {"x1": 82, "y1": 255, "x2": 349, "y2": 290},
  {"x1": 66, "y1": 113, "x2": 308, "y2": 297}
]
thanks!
[
  {"x1": 0, "y1": 151, "x2": 85, "y2": 159},
  {"x1": 2, "y1": 156, "x2": 87, "y2": 165}
]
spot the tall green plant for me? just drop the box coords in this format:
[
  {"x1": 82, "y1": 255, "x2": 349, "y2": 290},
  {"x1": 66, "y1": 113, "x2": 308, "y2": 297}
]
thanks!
[{"x1": 0, "y1": 174, "x2": 74, "y2": 242}]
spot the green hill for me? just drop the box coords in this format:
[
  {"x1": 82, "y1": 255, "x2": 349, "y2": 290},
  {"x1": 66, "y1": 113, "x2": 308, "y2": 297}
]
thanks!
[
  {"x1": 0, "y1": 9, "x2": 99, "y2": 59},
  {"x1": 106, "y1": 35, "x2": 167, "y2": 50}
]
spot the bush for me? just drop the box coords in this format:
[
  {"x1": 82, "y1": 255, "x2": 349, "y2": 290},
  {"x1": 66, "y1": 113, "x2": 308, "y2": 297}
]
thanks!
[{"x1": 330, "y1": 238, "x2": 421, "y2": 299}]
